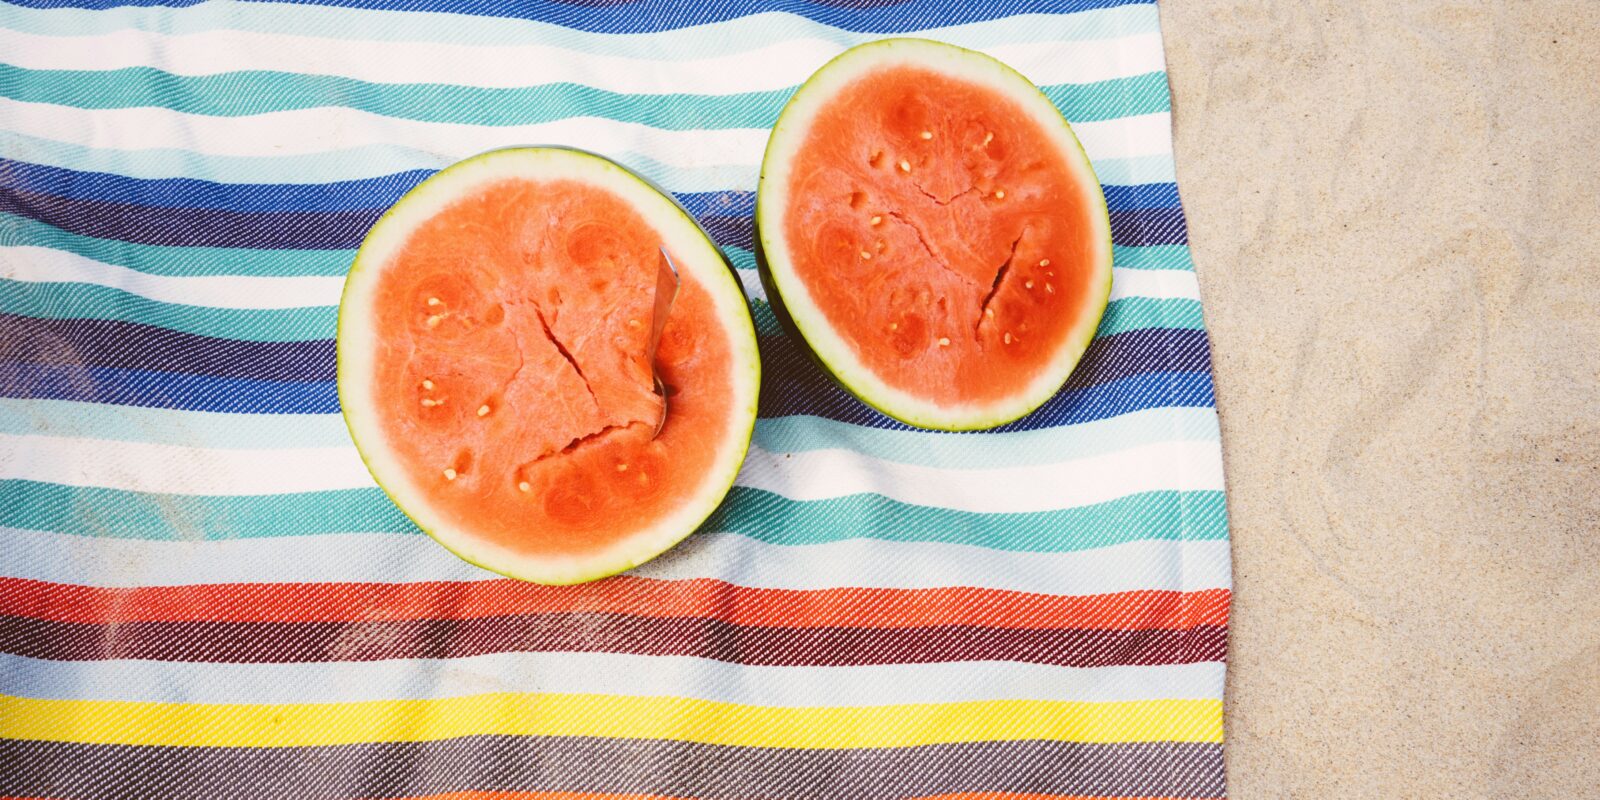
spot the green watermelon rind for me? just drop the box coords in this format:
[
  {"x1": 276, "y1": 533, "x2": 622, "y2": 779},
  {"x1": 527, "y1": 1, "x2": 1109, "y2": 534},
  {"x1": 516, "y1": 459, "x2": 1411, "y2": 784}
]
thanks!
[
  {"x1": 755, "y1": 38, "x2": 1114, "y2": 432},
  {"x1": 338, "y1": 146, "x2": 761, "y2": 585}
]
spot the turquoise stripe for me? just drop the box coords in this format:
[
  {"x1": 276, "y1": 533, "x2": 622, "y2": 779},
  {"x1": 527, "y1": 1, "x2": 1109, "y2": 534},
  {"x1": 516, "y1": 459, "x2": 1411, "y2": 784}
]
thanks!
[
  {"x1": 0, "y1": 276, "x2": 1192, "y2": 343},
  {"x1": 1113, "y1": 243, "x2": 1195, "y2": 271},
  {"x1": 0, "y1": 279, "x2": 335, "y2": 342},
  {"x1": 0, "y1": 479, "x2": 1228, "y2": 552},
  {"x1": 0, "y1": 64, "x2": 1168, "y2": 128},
  {"x1": 0, "y1": 213, "x2": 352, "y2": 277},
  {"x1": 0, "y1": 4, "x2": 1161, "y2": 57},
  {"x1": 726, "y1": 246, "x2": 757, "y2": 272},
  {"x1": 1097, "y1": 296, "x2": 1203, "y2": 335},
  {"x1": 0, "y1": 130, "x2": 1165, "y2": 191},
  {"x1": 0, "y1": 395, "x2": 1215, "y2": 465}
]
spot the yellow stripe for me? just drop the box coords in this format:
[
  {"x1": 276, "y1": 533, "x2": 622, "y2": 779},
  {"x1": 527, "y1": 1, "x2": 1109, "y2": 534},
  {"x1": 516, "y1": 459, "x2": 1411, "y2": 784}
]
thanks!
[{"x1": 0, "y1": 693, "x2": 1222, "y2": 748}]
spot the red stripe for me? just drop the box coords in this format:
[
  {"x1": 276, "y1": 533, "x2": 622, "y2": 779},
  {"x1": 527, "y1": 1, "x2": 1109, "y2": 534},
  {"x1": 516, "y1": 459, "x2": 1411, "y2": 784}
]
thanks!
[{"x1": 0, "y1": 577, "x2": 1228, "y2": 631}]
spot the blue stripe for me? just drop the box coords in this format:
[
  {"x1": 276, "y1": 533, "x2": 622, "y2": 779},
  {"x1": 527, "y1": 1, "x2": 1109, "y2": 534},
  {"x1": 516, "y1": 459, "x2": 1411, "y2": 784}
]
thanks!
[{"x1": 5, "y1": 0, "x2": 1154, "y2": 34}]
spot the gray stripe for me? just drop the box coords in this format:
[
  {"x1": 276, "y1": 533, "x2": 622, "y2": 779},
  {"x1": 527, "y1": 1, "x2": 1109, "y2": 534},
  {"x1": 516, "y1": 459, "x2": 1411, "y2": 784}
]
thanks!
[{"x1": 0, "y1": 736, "x2": 1225, "y2": 799}]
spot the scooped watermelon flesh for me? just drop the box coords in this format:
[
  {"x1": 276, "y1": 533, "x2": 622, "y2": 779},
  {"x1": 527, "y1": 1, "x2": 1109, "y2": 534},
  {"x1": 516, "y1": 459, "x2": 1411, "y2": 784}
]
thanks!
[
  {"x1": 759, "y1": 40, "x2": 1113, "y2": 430},
  {"x1": 340, "y1": 149, "x2": 759, "y2": 584}
]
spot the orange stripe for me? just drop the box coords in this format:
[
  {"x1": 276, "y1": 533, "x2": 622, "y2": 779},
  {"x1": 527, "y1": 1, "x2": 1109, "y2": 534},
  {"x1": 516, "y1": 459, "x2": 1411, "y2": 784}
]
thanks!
[{"x1": 0, "y1": 576, "x2": 1228, "y2": 631}]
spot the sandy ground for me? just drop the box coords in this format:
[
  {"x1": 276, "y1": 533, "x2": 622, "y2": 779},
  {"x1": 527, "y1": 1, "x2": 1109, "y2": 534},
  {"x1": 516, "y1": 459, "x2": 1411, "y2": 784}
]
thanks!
[{"x1": 1158, "y1": 2, "x2": 1600, "y2": 796}]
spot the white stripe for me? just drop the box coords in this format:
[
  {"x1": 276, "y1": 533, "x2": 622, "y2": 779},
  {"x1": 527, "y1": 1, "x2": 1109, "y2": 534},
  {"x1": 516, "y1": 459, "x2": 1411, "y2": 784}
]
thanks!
[
  {"x1": 740, "y1": 440, "x2": 1222, "y2": 513},
  {"x1": 0, "y1": 526, "x2": 1233, "y2": 593},
  {"x1": 0, "y1": 433, "x2": 1223, "y2": 513},
  {"x1": 0, "y1": 97, "x2": 1173, "y2": 169},
  {"x1": 0, "y1": 245, "x2": 345, "y2": 309},
  {"x1": 0, "y1": 27, "x2": 1167, "y2": 95},
  {"x1": 0, "y1": 652, "x2": 1224, "y2": 706},
  {"x1": 1109, "y1": 267, "x2": 1201, "y2": 301},
  {"x1": 0, "y1": 248, "x2": 1194, "y2": 309}
]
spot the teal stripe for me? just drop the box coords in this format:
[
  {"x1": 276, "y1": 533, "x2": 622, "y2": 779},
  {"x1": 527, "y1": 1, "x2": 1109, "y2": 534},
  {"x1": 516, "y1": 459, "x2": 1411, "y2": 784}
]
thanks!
[
  {"x1": 1096, "y1": 296, "x2": 1203, "y2": 335},
  {"x1": 0, "y1": 130, "x2": 1165, "y2": 191},
  {"x1": 0, "y1": 479, "x2": 1228, "y2": 552},
  {"x1": 0, "y1": 277, "x2": 1192, "y2": 343},
  {"x1": 0, "y1": 64, "x2": 1169, "y2": 128},
  {"x1": 1113, "y1": 244, "x2": 1195, "y2": 271},
  {"x1": 0, "y1": 4, "x2": 1161, "y2": 57},
  {"x1": 0, "y1": 213, "x2": 352, "y2": 277},
  {"x1": 726, "y1": 246, "x2": 757, "y2": 272},
  {"x1": 0, "y1": 279, "x2": 335, "y2": 342},
  {"x1": 0, "y1": 396, "x2": 1215, "y2": 466}
]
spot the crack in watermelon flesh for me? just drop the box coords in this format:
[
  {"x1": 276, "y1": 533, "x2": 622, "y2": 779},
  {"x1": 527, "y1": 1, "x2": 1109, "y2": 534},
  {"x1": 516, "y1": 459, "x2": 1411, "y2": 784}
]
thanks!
[
  {"x1": 367, "y1": 178, "x2": 734, "y2": 555},
  {"x1": 782, "y1": 65, "x2": 1100, "y2": 407}
]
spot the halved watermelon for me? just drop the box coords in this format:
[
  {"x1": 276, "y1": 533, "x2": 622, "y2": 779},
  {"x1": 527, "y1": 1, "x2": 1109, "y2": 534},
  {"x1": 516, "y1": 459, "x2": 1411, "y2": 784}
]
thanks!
[
  {"x1": 339, "y1": 148, "x2": 760, "y2": 585},
  {"x1": 756, "y1": 38, "x2": 1113, "y2": 430}
]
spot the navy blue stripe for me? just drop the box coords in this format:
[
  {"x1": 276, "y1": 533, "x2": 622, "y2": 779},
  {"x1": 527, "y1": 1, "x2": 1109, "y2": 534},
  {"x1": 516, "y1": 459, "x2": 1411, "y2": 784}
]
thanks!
[
  {"x1": 0, "y1": 323, "x2": 1213, "y2": 430},
  {"x1": 0, "y1": 362, "x2": 339, "y2": 414},
  {"x1": 1, "y1": 158, "x2": 1175, "y2": 217},
  {"x1": 5, "y1": 0, "x2": 1153, "y2": 34},
  {"x1": 2, "y1": 309, "x2": 1205, "y2": 389},
  {"x1": 1101, "y1": 182, "x2": 1181, "y2": 210},
  {"x1": 0, "y1": 188, "x2": 378, "y2": 251},
  {"x1": 0, "y1": 315, "x2": 334, "y2": 382},
  {"x1": 0, "y1": 358, "x2": 1213, "y2": 429},
  {"x1": 0, "y1": 186, "x2": 1186, "y2": 250},
  {"x1": 1108, "y1": 207, "x2": 1186, "y2": 246}
]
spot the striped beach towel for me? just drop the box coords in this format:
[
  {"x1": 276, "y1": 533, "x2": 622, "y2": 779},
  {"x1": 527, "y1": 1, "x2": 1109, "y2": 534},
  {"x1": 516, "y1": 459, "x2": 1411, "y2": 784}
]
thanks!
[{"x1": 0, "y1": 1, "x2": 1230, "y2": 798}]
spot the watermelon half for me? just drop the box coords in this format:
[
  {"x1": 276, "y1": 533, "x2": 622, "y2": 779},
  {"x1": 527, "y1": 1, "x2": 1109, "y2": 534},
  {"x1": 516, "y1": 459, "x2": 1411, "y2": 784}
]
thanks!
[
  {"x1": 756, "y1": 38, "x2": 1113, "y2": 430},
  {"x1": 339, "y1": 148, "x2": 760, "y2": 585}
]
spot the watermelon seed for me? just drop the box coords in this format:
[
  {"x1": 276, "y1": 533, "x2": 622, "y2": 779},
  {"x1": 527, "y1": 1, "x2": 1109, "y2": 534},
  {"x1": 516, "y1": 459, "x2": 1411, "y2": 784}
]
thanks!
[
  {"x1": 870, "y1": 216, "x2": 882, "y2": 226},
  {"x1": 860, "y1": 250, "x2": 872, "y2": 260},
  {"x1": 477, "y1": 404, "x2": 491, "y2": 417},
  {"x1": 1025, "y1": 280, "x2": 1035, "y2": 290},
  {"x1": 443, "y1": 468, "x2": 458, "y2": 480},
  {"x1": 898, "y1": 159, "x2": 911, "y2": 173},
  {"x1": 1039, "y1": 259, "x2": 1051, "y2": 267},
  {"x1": 984, "y1": 308, "x2": 995, "y2": 319},
  {"x1": 889, "y1": 322, "x2": 899, "y2": 331},
  {"x1": 426, "y1": 315, "x2": 444, "y2": 328},
  {"x1": 628, "y1": 318, "x2": 641, "y2": 328},
  {"x1": 920, "y1": 130, "x2": 933, "y2": 140},
  {"x1": 984, "y1": 132, "x2": 994, "y2": 146},
  {"x1": 518, "y1": 481, "x2": 531, "y2": 493},
  {"x1": 427, "y1": 297, "x2": 442, "y2": 307},
  {"x1": 1046, "y1": 283, "x2": 1055, "y2": 294},
  {"x1": 421, "y1": 398, "x2": 441, "y2": 407},
  {"x1": 938, "y1": 337, "x2": 951, "y2": 347},
  {"x1": 993, "y1": 189, "x2": 1006, "y2": 199},
  {"x1": 617, "y1": 463, "x2": 629, "y2": 472},
  {"x1": 1004, "y1": 332, "x2": 1014, "y2": 344},
  {"x1": 422, "y1": 379, "x2": 434, "y2": 390}
]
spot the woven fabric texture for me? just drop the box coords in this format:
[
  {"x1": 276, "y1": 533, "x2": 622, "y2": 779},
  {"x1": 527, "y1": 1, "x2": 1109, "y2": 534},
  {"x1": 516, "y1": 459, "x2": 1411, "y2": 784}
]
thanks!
[{"x1": 0, "y1": 0, "x2": 1231, "y2": 797}]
